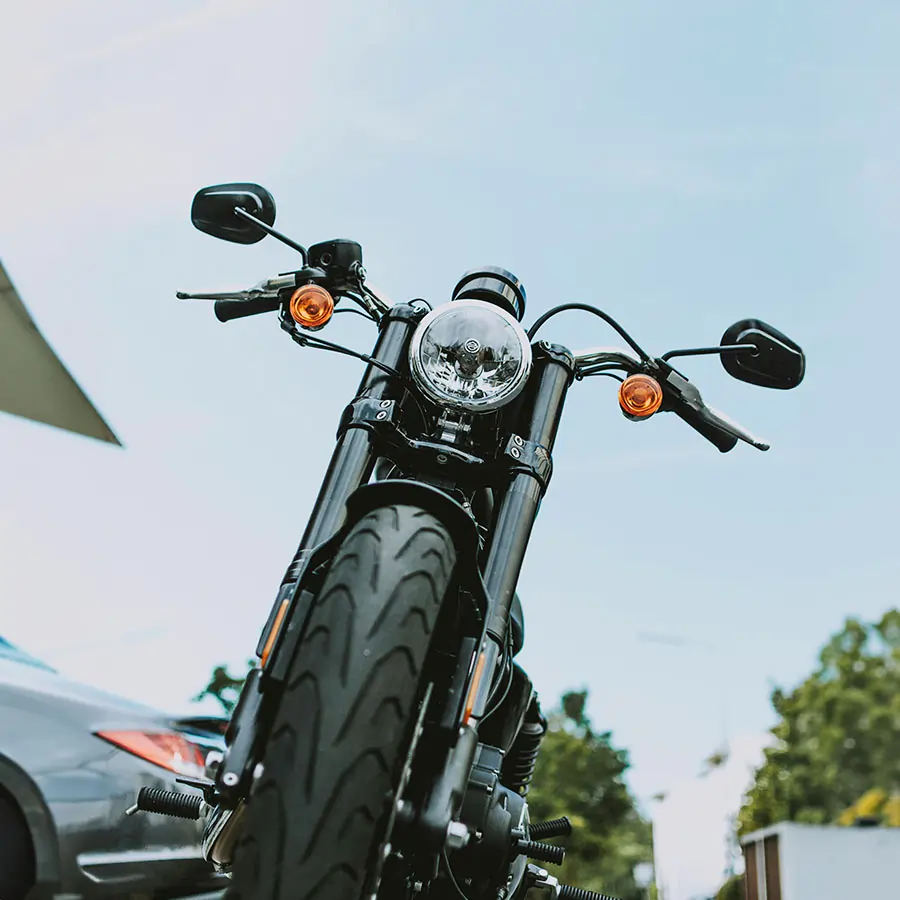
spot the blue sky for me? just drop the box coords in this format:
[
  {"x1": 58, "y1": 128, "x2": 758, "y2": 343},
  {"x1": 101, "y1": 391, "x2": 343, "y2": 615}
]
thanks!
[{"x1": 3, "y1": 0, "x2": 899, "y2": 835}]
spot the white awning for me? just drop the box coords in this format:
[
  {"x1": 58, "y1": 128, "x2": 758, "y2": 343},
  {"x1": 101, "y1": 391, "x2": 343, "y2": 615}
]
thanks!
[{"x1": 0, "y1": 259, "x2": 120, "y2": 445}]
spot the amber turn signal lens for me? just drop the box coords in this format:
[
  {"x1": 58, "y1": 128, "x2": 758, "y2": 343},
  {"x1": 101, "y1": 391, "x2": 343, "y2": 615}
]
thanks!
[
  {"x1": 290, "y1": 284, "x2": 334, "y2": 329},
  {"x1": 619, "y1": 374, "x2": 664, "y2": 417}
]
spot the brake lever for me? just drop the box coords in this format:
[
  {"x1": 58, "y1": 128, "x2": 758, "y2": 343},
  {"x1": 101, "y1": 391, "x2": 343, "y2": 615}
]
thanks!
[{"x1": 703, "y1": 404, "x2": 770, "y2": 451}]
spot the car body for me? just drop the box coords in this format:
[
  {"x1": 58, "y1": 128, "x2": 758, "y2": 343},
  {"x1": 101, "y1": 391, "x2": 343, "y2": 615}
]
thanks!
[{"x1": 0, "y1": 636, "x2": 228, "y2": 900}]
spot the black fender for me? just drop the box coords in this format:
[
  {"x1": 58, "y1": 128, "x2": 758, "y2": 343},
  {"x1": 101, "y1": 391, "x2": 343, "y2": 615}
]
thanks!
[
  {"x1": 265, "y1": 479, "x2": 485, "y2": 681},
  {"x1": 0, "y1": 754, "x2": 61, "y2": 898},
  {"x1": 345, "y1": 479, "x2": 483, "y2": 591}
]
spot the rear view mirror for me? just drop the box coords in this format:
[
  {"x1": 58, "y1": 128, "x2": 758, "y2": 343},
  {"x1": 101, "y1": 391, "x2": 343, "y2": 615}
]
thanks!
[
  {"x1": 191, "y1": 183, "x2": 276, "y2": 245},
  {"x1": 720, "y1": 319, "x2": 805, "y2": 389}
]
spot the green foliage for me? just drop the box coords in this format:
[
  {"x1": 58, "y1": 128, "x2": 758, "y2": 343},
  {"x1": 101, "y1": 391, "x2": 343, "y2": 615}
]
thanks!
[
  {"x1": 527, "y1": 690, "x2": 653, "y2": 900},
  {"x1": 738, "y1": 609, "x2": 900, "y2": 836},
  {"x1": 192, "y1": 659, "x2": 254, "y2": 713},
  {"x1": 715, "y1": 874, "x2": 745, "y2": 900}
]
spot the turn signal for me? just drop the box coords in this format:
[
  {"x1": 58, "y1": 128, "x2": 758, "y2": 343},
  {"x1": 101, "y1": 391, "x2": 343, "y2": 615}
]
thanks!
[
  {"x1": 290, "y1": 284, "x2": 334, "y2": 329},
  {"x1": 618, "y1": 374, "x2": 663, "y2": 418}
]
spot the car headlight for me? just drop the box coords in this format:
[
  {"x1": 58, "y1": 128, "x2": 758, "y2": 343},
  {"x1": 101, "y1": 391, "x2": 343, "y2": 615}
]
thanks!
[{"x1": 409, "y1": 299, "x2": 533, "y2": 413}]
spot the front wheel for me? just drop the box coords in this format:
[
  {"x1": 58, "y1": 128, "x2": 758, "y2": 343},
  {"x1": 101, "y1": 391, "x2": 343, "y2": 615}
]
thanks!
[{"x1": 229, "y1": 505, "x2": 458, "y2": 900}]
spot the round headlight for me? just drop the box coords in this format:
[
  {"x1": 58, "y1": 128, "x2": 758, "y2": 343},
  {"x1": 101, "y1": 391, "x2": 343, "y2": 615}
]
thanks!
[{"x1": 409, "y1": 299, "x2": 533, "y2": 413}]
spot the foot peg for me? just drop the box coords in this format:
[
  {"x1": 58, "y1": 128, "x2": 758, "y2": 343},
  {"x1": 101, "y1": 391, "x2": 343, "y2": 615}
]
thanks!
[
  {"x1": 559, "y1": 886, "x2": 620, "y2": 900},
  {"x1": 528, "y1": 817, "x2": 573, "y2": 840},
  {"x1": 524, "y1": 865, "x2": 621, "y2": 900},
  {"x1": 516, "y1": 838, "x2": 566, "y2": 865},
  {"x1": 125, "y1": 787, "x2": 210, "y2": 820}
]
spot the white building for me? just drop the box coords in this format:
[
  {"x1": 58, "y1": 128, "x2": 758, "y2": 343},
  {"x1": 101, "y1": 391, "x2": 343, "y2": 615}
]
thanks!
[{"x1": 740, "y1": 821, "x2": 900, "y2": 900}]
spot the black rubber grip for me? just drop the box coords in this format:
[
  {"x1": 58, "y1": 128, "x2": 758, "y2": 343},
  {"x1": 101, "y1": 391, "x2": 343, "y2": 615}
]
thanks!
[
  {"x1": 559, "y1": 886, "x2": 620, "y2": 900},
  {"x1": 673, "y1": 402, "x2": 738, "y2": 453},
  {"x1": 136, "y1": 787, "x2": 203, "y2": 819},
  {"x1": 516, "y1": 838, "x2": 565, "y2": 865},
  {"x1": 214, "y1": 295, "x2": 281, "y2": 322},
  {"x1": 529, "y1": 817, "x2": 573, "y2": 840}
]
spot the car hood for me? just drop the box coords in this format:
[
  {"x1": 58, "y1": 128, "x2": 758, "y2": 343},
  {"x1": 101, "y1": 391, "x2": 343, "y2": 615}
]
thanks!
[{"x1": 0, "y1": 654, "x2": 172, "y2": 725}]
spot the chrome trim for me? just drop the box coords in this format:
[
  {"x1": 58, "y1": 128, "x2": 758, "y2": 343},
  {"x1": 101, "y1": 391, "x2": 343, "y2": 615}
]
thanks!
[
  {"x1": 409, "y1": 299, "x2": 533, "y2": 413},
  {"x1": 78, "y1": 847, "x2": 203, "y2": 865},
  {"x1": 202, "y1": 801, "x2": 245, "y2": 875},
  {"x1": 572, "y1": 345, "x2": 641, "y2": 370},
  {"x1": 77, "y1": 846, "x2": 205, "y2": 883}
]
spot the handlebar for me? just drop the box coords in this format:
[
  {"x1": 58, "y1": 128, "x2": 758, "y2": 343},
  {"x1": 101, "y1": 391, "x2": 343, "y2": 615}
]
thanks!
[
  {"x1": 179, "y1": 281, "x2": 769, "y2": 452},
  {"x1": 660, "y1": 368, "x2": 768, "y2": 452},
  {"x1": 573, "y1": 347, "x2": 768, "y2": 453},
  {"x1": 213, "y1": 293, "x2": 281, "y2": 322}
]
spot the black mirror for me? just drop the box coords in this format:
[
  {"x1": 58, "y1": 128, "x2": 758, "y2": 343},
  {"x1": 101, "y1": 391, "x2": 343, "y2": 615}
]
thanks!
[
  {"x1": 720, "y1": 319, "x2": 805, "y2": 389},
  {"x1": 191, "y1": 183, "x2": 276, "y2": 245}
]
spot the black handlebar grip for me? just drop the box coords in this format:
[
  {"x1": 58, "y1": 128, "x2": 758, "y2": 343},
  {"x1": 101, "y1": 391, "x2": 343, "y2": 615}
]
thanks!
[
  {"x1": 673, "y1": 402, "x2": 738, "y2": 453},
  {"x1": 214, "y1": 295, "x2": 281, "y2": 323}
]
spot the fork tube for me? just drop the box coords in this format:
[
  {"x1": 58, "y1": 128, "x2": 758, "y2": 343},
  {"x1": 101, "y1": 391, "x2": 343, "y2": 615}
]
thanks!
[
  {"x1": 482, "y1": 342, "x2": 576, "y2": 642},
  {"x1": 255, "y1": 304, "x2": 424, "y2": 657}
]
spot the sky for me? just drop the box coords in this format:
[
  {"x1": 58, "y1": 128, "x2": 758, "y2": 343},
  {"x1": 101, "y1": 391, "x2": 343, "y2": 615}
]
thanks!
[{"x1": 2, "y1": 1, "x2": 899, "y2": 892}]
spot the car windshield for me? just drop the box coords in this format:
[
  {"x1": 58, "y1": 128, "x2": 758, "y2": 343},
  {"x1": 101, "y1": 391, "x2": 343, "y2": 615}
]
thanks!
[{"x1": 0, "y1": 636, "x2": 56, "y2": 672}]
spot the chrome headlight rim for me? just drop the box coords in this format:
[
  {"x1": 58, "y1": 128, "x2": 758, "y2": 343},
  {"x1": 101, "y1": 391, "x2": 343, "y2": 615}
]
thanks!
[{"x1": 409, "y1": 299, "x2": 533, "y2": 413}]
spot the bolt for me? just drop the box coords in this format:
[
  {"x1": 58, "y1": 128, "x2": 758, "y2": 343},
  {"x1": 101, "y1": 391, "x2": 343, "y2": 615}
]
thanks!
[
  {"x1": 514, "y1": 435, "x2": 525, "y2": 446},
  {"x1": 446, "y1": 820, "x2": 470, "y2": 850},
  {"x1": 510, "y1": 447, "x2": 521, "y2": 459},
  {"x1": 436, "y1": 454, "x2": 448, "y2": 464},
  {"x1": 222, "y1": 773, "x2": 239, "y2": 787},
  {"x1": 380, "y1": 399, "x2": 392, "y2": 408},
  {"x1": 376, "y1": 411, "x2": 388, "y2": 420}
]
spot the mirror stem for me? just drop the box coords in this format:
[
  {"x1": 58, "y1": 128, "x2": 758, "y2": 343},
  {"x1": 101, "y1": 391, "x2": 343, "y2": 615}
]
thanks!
[
  {"x1": 661, "y1": 343, "x2": 757, "y2": 362},
  {"x1": 233, "y1": 207, "x2": 309, "y2": 264}
]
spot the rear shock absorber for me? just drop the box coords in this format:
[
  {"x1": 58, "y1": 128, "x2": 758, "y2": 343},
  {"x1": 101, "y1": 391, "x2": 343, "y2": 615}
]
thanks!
[{"x1": 501, "y1": 699, "x2": 547, "y2": 794}]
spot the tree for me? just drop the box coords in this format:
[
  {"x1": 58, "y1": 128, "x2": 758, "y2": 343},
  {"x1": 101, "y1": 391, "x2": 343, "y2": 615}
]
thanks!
[
  {"x1": 192, "y1": 659, "x2": 254, "y2": 713},
  {"x1": 738, "y1": 609, "x2": 900, "y2": 835},
  {"x1": 715, "y1": 874, "x2": 744, "y2": 900},
  {"x1": 527, "y1": 690, "x2": 654, "y2": 900}
]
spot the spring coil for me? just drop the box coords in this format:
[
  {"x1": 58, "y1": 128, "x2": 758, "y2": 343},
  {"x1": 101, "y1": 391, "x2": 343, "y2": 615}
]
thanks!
[
  {"x1": 136, "y1": 787, "x2": 203, "y2": 820},
  {"x1": 501, "y1": 715, "x2": 547, "y2": 793}
]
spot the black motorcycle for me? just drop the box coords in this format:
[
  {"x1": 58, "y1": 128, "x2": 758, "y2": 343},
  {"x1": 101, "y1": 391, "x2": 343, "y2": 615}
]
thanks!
[{"x1": 131, "y1": 183, "x2": 805, "y2": 900}]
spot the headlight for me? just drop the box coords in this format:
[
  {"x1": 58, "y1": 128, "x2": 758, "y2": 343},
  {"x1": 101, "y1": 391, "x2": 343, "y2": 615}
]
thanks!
[{"x1": 409, "y1": 299, "x2": 533, "y2": 413}]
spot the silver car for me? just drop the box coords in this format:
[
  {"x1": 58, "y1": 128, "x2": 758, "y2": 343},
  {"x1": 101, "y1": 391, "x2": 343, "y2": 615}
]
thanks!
[{"x1": 0, "y1": 636, "x2": 227, "y2": 900}]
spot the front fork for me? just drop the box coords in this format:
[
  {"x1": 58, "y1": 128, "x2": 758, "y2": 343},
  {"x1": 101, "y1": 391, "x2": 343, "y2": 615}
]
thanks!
[
  {"x1": 205, "y1": 328, "x2": 575, "y2": 867},
  {"x1": 212, "y1": 303, "x2": 426, "y2": 809}
]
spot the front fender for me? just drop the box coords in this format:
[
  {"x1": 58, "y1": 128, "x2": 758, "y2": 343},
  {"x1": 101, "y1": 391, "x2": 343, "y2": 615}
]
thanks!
[{"x1": 345, "y1": 479, "x2": 485, "y2": 608}]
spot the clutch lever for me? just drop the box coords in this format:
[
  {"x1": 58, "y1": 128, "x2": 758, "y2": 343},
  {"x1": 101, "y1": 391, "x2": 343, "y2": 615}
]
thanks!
[
  {"x1": 176, "y1": 274, "x2": 297, "y2": 303},
  {"x1": 176, "y1": 288, "x2": 279, "y2": 302}
]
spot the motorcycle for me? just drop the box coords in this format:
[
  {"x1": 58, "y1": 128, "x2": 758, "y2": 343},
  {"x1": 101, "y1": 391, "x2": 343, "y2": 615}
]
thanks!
[{"x1": 129, "y1": 182, "x2": 805, "y2": 900}]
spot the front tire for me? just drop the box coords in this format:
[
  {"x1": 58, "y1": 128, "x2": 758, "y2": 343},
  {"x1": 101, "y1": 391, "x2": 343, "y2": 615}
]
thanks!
[{"x1": 229, "y1": 505, "x2": 457, "y2": 900}]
